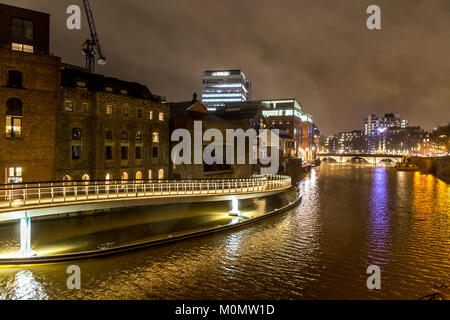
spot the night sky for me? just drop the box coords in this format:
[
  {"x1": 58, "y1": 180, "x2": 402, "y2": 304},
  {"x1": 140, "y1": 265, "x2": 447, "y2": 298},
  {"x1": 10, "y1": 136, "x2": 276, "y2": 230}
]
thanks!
[{"x1": 4, "y1": 0, "x2": 449, "y2": 135}]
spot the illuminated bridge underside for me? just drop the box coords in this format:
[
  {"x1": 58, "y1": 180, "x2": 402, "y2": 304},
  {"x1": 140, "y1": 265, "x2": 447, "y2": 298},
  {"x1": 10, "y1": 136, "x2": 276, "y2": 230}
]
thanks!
[
  {"x1": 0, "y1": 176, "x2": 291, "y2": 223},
  {"x1": 318, "y1": 153, "x2": 403, "y2": 164}
]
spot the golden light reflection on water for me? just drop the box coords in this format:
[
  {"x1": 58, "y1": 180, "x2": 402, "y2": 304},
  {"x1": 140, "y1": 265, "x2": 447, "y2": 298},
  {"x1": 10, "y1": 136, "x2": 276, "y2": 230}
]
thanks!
[{"x1": 0, "y1": 165, "x2": 448, "y2": 300}]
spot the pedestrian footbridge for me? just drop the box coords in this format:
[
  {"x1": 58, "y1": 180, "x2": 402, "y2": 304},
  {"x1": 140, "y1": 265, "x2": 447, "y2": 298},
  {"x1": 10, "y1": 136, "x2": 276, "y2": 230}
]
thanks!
[{"x1": 0, "y1": 175, "x2": 291, "y2": 259}]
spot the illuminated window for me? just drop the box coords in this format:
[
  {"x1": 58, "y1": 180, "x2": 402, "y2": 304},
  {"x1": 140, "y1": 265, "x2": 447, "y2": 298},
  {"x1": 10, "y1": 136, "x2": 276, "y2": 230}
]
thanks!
[
  {"x1": 7, "y1": 166, "x2": 23, "y2": 183},
  {"x1": 148, "y1": 170, "x2": 152, "y2": 180},
  {"x1": 64, "y1": 100, "x2": 73, "y2": 112},
  {"x1": 6, "y1": 98, "x2": 22, "y2": 138},
  {"x1": 153, "y1": 132, "x2": 159, "y2": 143},
  {"x1": 105, "y1": 86, "x2": 113, "y2": 92},
  {"x1": 149, "y1": 111, "x2": 154, "y2": 120},
  {"x1": 11, "y1": 43, "x2": 33, "y2": 53},
  {"x1": 159, "y1": 112, "x2": 164, "y2": 121},
  {"x1": 158, "y1": 168, "x2": 164, "y2": 180},
  {"x1": 120, "y1": 89, "x2": 128, "y2": 95},
  {"x1": 76, "y1": 81, "x2": 87, "y2": 88},
  {"x1": 136, "y1": 131, "x2": 143, "y2": 142},
  {"x1": 106, "y1": 104, "x2": 113, "y2": 115}
]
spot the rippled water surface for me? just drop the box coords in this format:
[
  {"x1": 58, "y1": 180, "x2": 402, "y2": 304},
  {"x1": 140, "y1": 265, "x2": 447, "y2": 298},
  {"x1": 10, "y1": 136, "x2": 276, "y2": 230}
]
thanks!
[{"x1": 0, "y1": 164, "x2": 448, "y2": 299}]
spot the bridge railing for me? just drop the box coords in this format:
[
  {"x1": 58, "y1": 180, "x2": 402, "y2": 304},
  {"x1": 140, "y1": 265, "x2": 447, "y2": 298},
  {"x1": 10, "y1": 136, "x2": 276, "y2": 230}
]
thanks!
[{"x1": 0, "y1": 175, "x2": 291, "y2": 210}]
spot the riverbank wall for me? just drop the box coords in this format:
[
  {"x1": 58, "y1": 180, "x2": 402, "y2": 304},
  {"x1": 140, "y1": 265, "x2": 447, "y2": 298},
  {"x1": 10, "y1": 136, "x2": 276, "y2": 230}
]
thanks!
[{"x1": 411, "y1": 156, "x2": 450, "y2": 184}]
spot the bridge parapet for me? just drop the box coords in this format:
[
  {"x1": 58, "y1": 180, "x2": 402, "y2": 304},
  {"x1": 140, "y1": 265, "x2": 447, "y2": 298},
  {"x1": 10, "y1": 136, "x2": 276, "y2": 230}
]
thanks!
[{"x1": 0, "y1": 175, "x2": 291, "y2": 220}]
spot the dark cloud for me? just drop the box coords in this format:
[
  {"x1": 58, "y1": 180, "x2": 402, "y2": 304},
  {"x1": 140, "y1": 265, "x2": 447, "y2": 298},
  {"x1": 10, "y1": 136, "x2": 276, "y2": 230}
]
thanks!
[{"x1": 4, "y1": 0, "x2": 449, "y2": 135}]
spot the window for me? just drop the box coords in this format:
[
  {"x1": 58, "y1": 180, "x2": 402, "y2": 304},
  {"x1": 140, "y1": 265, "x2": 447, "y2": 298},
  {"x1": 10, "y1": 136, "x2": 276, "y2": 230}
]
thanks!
[
  {"x1": 121, "y1": 146, "x2": 128, "y2": 160},
  {"x1": 153, "y1": 132, "x2": 159, "y2": 143},
  {"x1": 121, "y1": 172, "x2": 128, "y2": 181},
  {"x1": 123, "y1": 105, "x2": 129, "y2": 117},
  {"x1": 82, "y1": 174, "x2": 90, "y2": 181},
  {"x1": 136, "y1": 171, "x2": 143, "y2": 180},
  {"x1": 159, "y1": 112, "x2": 164, "y2": 121},
  {"x1": 7, "y1": 70, "x2": 23, "y2": 88},
  {"x1": 105, "y1": 86, "x2": 113, "y2": 93},
  {"x1": 135, "y1": 146, "x2": 142, "y2": 159},
  {"x1": 11, "y1": 18, "x2": 34, "y2": 40},
  {"x1": 105, "y1": 146, "x2": 113, "y2": 160},
  {"x1": 64, "y1": 101, "x2": 73, "y2": 112},
  {"x1": 76, "y1": 81, "x2": 87, "y2": 88},
  {"x1": 82, "y1": 103, "x2": 90, "y2": 113},
  {"x1": 106, "y1": 104, "x2": 113, "y2": 115},
  {"x1": 121, "y1": 131, "x2": 128, "y2": 141},
  {"x1": 120, "y1": 89, "x2": 128, "y2": 95},
  {"x1": 149, "y1": 111, "x2": 153, "y2": 120},
  {"x1": 136, "y1": 131, "x2": 142, "y2": 142},
  {"x1": 158, "y1": 169, "x2": 164, "y2": 180},
  {"x1": 72, "y1": 146, "x2": 81, "y2": 160},
  {"x1": 72, "y1": 128, "x2": 82, "y2": 140},
  {"x1": 137, "y1": 108, "x2": 143, "y2": 118},
  {"x1": 6, "y1": 98, "x2": 22, "y2": 138},
  {"x1": 105, "y1": 130, "x2": 113, "y2": 141},
  {"x1": 152, "y1": 146, "x2": 159, "y2": 158},
  {"x1": 148, "y1": 169, "x2": 152, "y2": 180},
  {"x1": 7, "y1": 166, "x2": 22, "y2": 183},
  {"x1": 11, "y1": 43, "x2": 33, "y2": 53}
]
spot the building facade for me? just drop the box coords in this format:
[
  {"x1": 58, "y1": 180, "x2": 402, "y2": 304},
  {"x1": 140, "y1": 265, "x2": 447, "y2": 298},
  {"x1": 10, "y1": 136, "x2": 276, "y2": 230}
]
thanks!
[
  {"x1": 0, "y1": 4, "x2": 61, "y2": 184},
  {"x1": 57, "y1": 65, "x2": 170, "y2": 182},
  {"x1": 201, "y1": 69, "x2": 251, "y2": 109}
]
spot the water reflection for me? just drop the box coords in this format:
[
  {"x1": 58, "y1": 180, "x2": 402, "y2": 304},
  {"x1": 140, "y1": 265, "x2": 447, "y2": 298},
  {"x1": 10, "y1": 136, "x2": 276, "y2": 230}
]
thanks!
[
  {"x1": 0, "y1": 164, "x2": 448, "y2": 300},
  {"x1": 367, "y1": 167, "x2": 392, "y2": 265}
]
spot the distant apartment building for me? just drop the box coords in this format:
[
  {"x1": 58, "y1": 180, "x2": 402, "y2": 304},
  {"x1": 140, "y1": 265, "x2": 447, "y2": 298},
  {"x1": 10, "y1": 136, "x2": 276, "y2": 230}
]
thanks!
[
  {"x1": 201, "y1": 69, "x2": 251, "y2": 110},
  {"x1": 364, "y1": 113, "x2": 409, "y2": 153},
  {"x1": 337, "y1": 130, "x2": 366, "y2": 153},
  {"x1": 0, "y1": 4, "x2": 169, "y2": 184}
]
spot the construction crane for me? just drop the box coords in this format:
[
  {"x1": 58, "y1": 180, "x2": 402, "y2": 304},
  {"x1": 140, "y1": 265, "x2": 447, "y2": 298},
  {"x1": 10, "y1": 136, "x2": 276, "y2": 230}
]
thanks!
[{"x1": 81, "y1": 0, "x2": 106, "y2": 73}]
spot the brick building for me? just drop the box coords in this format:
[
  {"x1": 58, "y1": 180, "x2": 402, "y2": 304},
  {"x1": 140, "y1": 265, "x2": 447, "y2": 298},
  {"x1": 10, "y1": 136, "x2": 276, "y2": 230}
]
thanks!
[
  {"x1": 57, "y1": 65, "x2": 170, "y2": 182},
  {"x1": 0, "y1": 4, "x2": 61, "y2": 184},
  {"x1": 0, "y1": 4, "x2": 169, "y2": 184}
]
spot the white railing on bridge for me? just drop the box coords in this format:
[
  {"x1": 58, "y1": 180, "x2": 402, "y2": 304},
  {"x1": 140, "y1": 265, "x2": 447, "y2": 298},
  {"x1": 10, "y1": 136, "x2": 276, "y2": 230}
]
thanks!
[{"x1": 0, "y1": 175, "x2": 291, "y2": 211}]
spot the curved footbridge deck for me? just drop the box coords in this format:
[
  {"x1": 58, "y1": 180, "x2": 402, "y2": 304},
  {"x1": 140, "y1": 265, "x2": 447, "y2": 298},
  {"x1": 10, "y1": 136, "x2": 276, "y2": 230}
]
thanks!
[{"x1": 0, "y1": 175, "x2": 296, "y2": 265}]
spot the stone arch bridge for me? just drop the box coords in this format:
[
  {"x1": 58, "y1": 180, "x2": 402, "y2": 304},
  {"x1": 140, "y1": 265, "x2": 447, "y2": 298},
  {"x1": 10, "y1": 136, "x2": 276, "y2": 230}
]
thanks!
[{"x1": 318, "y1": 153, "x2": 403, "y2": 165}]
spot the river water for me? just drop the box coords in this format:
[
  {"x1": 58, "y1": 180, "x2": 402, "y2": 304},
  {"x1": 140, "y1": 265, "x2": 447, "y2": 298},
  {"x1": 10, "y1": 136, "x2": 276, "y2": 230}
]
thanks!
[{"x1": 0, "y1": 164, "x2": 448, "y2": 299}]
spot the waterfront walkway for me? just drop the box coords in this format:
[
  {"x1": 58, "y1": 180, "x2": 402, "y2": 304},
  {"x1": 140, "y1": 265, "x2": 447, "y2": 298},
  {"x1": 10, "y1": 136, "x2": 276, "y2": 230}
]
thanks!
[{"x1": 0, "y1": 175, "x2": 291, "y2": 222}]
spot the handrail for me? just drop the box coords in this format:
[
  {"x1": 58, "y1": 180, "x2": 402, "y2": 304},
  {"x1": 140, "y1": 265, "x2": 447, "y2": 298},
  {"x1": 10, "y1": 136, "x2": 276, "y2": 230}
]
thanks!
[{"x1": 0, "y1": 175, "x2": 291, "y2": 210}]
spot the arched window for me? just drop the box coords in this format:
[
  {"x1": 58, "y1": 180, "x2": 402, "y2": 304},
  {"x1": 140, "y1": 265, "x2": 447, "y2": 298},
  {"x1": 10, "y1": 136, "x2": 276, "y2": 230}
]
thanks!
[
  {"x1": 158, "y1": 169, "x2": 164, "y2": 180},
  {"x1": 105, "y1": 173, "x2": 112, "y2": 184},
  {"x1": 6, "y1": 98, "x2": 22, "y2": 138},
  {"x1": 136, "y1": 171, "x2": 143, "y2": 181},
  {"x1": 82, "y1": 174, "x2": 90, "y2": 181},
  {"x1": 63, "y1": 175, "x2": 72, "y2": 181},
  {"x1": 148, "y1": 169, "x2": 152, "y2": 180},
  {"x1": 121, "y1": 171, "x2": 128, "y2": 182}
]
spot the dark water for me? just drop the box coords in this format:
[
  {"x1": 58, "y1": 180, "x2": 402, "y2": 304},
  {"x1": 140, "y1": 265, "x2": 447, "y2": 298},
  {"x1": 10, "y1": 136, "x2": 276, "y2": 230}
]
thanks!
[{"x1": 0, "y1": 164, "x2": 448, "y2": 300}]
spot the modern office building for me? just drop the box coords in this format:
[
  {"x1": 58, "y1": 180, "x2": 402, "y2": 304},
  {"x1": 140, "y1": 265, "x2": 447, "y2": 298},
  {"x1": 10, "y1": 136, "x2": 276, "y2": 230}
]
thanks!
[
  {"x1": 364, "y1": 113, "x2": 408, "y2": 136},
  {"x1": 201, "y1": 69, "x2": 251, "y2": 110}
]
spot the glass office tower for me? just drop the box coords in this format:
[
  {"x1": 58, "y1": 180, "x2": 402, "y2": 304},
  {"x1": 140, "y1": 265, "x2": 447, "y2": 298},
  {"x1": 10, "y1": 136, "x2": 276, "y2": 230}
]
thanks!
[{"x1": 201, "y1": 69, "x2": 251, "y2": 110}]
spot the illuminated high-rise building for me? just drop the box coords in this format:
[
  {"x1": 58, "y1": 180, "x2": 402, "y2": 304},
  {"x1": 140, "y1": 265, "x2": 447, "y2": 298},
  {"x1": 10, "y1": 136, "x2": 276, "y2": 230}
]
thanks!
[{"x1": 201, "y1": 69, "x2": 251, "y2": 110}]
